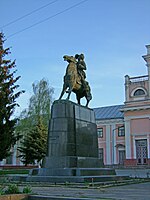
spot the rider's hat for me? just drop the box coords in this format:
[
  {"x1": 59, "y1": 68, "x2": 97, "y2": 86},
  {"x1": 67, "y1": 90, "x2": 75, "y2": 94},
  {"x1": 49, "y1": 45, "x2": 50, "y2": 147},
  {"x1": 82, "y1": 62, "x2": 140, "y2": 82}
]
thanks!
[{"x1": 80, "y1": 53, "x2": 84, "y2": 59}]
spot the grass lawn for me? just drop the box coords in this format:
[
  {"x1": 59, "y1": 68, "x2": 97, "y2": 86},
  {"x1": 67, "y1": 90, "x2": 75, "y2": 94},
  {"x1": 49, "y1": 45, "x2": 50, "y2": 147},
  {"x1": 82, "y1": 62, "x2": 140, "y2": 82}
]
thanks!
[{"x1": 0, "y1": 169, "x2": 29, "y2": 175}]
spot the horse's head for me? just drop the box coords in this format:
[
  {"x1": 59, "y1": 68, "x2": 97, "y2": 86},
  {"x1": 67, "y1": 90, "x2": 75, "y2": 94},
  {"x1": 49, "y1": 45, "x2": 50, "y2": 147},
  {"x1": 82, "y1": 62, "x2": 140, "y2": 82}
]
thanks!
[{"x1": 63, "y1": 55, "x2": 77, "y2": 63}]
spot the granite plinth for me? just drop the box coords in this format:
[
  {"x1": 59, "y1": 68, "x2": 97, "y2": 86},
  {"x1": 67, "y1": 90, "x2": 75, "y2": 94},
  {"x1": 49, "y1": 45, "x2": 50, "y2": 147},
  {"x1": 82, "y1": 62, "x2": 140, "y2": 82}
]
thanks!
[{"x1": 45, "y1": 100, "x2": 101, "y2": 168}]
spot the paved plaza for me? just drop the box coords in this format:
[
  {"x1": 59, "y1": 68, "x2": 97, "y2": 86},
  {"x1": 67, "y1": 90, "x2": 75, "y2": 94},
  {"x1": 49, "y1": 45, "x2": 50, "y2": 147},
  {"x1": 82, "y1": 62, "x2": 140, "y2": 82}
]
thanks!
[{"x1": 30, "y1": 181, "x2": 150, "y2": 200}]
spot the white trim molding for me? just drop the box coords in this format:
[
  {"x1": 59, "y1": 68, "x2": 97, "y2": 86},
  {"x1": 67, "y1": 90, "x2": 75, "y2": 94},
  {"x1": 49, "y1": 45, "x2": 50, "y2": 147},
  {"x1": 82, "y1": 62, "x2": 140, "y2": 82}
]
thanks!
[
  {"x1": 106, "y1": 125, "x2": 111, "y2": 165},
  {"x1": 122, "y1": 104, "x2": 150, "y2": 112},
  {"x1": 124, "y1": 119, "x2": 131, "y2": 159}
]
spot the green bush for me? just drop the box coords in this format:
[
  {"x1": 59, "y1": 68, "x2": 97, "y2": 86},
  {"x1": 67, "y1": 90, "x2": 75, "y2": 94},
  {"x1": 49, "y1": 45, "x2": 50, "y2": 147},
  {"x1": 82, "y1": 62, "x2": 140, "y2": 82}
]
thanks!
[
  {"x1": 0, "y1": 183, "x2": 32, "y2": 195},
  {"x1": 0, "y1": 186, "x2": 5, "y2": 195},
  {"x1": 22, "y1": 185, "x2": 32, "y2": 194},
  {"x1": 5, "y1": 184, "x2": 20, "y2": 194}
]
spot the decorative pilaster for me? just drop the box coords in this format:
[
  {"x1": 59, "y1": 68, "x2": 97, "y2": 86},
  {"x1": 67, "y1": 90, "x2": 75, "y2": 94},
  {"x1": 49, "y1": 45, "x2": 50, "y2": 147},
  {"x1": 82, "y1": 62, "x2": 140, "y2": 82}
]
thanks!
[
  {"x1": 106, "y1": 125, "x2": 111, "y2": 165},
  {"x1": 111, "y1": 124, "x2": 117, "y2": 165},
  {"x1": 132, "y1": 136, "x2": 136, "y2": 159},
  {"x1": 124, "y1": 75, "x2": 130, "y2": 102},
  {"x1": 124, "y1": 119, "x2": 131, "y2": 159}
]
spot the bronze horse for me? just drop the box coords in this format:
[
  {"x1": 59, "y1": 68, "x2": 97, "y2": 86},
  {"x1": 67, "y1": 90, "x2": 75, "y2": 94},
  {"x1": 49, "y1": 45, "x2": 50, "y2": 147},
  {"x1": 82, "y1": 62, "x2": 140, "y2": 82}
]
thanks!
[{"x1": 59, "y1": 55, "x2": 92, "y2": 107}]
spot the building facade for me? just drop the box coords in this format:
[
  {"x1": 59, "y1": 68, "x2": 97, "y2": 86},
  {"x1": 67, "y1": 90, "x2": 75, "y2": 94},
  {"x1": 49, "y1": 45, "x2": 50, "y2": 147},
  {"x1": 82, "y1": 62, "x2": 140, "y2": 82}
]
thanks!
[
  {"x1": 94, "y1": 45, "x2": 150, "y2": 167},
  {"x1": 93, "y1": 105, "x2": 125, "y2": 166}
]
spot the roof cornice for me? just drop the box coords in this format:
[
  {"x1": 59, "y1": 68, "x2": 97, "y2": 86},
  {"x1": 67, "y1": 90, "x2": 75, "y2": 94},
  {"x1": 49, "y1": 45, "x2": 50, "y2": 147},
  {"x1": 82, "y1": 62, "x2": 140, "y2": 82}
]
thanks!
[{"x1": 121, "y1": 104, "x2": 150, "y2": 112}]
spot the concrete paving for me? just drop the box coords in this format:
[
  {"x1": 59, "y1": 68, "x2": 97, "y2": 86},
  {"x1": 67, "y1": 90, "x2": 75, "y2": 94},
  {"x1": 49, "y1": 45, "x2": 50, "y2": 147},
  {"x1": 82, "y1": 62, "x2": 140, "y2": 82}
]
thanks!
[
  {"x1": 115, "y1": 168, "x2": 150, "y2": 178},
  {"x1": 29, "y1": 181, "x2": 150, "y2": 200}
]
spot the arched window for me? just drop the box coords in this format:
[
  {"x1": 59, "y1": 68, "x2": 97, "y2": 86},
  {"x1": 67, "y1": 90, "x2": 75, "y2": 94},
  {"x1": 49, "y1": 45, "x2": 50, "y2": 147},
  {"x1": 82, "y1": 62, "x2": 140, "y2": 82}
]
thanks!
[{"x1": 134, "y1": 89, "x2": 145, "y2": 96}]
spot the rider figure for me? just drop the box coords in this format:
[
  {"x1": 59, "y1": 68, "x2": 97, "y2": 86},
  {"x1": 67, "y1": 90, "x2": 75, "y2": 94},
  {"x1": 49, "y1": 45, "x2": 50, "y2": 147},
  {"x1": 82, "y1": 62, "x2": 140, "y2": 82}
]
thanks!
[
  {"x1": 75, "y1": 53, "x2": 87, "y2": 89},
  {"x1": 75, "y1": 53, "x2": 92, "y2": 98},
  {"x1": 75, "y1": 53, "x2": 86, "y2": 79}
]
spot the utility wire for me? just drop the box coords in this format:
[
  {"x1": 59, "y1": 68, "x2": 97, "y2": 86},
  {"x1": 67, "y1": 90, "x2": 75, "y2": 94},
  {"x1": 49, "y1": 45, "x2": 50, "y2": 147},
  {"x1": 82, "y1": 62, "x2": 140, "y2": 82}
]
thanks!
[
  {"x1": 7, "y1": 0, "x2": 88, "y2": 38},
  {"x1": 0, "y1": 0, "x2": 59, "y2": 29}
]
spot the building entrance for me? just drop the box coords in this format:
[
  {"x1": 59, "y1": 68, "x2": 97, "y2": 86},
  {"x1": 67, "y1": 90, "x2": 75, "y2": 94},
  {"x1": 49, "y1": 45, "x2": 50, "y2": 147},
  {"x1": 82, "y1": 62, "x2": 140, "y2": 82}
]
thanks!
[
  {"x1": 119, "y1": 150, "x2": 125, "y2": 165},
  {"x1": 136, "y1": 139, "x2": 148, "y2": 165}
]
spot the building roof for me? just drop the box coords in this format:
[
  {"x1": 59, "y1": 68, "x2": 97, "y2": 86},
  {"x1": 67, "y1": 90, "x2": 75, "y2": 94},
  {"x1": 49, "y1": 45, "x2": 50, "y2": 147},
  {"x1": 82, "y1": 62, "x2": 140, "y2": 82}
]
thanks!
[{"x1": 93, "y1": 105, "x2": 124, "y2": 120}]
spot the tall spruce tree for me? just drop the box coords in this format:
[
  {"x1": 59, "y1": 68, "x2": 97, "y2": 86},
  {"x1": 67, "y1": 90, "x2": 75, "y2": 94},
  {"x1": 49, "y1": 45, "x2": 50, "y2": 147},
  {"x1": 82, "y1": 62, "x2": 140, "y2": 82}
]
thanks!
[
  {"x1": 0, "y1": 32, "x2": 25, "y2": 161},
  {"x1": 18, "y1": 117, "x2": 47, "y2": 165}
]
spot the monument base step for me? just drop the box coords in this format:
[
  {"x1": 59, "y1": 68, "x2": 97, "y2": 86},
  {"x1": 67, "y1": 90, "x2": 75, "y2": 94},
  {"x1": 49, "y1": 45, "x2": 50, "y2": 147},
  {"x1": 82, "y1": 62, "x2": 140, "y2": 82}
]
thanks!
[
  {"x1": 29, "y1": 167, "x2": 116, "y2": 176},
  {"x1": 26, "y1": 174, "x2": 129, "y2": 183}
]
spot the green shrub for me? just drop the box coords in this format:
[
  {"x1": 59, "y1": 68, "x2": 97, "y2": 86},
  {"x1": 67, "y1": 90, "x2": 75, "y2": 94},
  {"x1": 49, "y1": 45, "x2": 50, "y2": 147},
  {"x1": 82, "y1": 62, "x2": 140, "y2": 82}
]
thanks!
[
  {"x1": 0, "y1": 186, "x2": 5, "y2": 195},
  {"x1": 5, "y1": 184, "x2": 20, "y2": 194},
  {"x1": 22, "y1": 185, "x2": 32, "y2": 194},
  {"x1": 0, "y1": 183, "x2": 32, "y2": 195}
]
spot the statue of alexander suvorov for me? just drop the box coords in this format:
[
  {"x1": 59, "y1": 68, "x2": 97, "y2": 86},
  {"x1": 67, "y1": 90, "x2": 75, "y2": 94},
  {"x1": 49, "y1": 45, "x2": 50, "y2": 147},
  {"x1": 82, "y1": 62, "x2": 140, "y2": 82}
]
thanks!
[{"x1": 59, "y1": 53, "x2": 92, "y2": 107}]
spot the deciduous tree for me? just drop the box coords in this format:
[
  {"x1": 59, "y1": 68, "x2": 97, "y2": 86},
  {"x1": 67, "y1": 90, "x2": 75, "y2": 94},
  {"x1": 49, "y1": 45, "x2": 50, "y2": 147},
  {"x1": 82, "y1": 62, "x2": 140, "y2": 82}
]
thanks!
[{"x1": 17, "y1": 78, "x2": 54, "y2": 165}]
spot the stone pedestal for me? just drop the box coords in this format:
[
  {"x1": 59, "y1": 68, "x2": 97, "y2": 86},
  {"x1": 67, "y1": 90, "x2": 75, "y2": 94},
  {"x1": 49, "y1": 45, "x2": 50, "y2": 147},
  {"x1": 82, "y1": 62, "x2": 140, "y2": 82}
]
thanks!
[{"x1": 27, "y1": 100, "x2": 115, "y2": 182}]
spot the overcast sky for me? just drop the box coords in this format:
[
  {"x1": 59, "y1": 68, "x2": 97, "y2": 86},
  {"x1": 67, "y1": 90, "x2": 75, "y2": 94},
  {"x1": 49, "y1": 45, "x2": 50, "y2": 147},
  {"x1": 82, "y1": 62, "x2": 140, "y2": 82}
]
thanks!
[{"x1": 1, "y1": 0, "x2": 150, "y2": 115}]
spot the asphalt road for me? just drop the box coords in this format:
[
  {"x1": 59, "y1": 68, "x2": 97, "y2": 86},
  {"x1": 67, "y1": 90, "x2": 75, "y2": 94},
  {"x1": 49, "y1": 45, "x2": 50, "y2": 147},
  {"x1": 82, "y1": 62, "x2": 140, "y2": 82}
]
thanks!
[{"x1": 30, "y1": 181, "x2": 150, "y2": 200}]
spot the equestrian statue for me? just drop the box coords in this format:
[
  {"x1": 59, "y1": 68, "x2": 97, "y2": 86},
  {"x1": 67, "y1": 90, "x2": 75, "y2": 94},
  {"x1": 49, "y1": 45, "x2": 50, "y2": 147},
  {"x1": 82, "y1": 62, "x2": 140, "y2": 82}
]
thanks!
[{"x1": 59, "y1": 54, "x2": 92, "y2": 107}]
